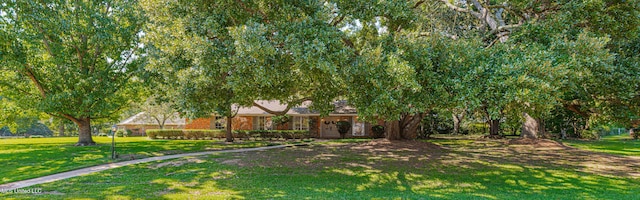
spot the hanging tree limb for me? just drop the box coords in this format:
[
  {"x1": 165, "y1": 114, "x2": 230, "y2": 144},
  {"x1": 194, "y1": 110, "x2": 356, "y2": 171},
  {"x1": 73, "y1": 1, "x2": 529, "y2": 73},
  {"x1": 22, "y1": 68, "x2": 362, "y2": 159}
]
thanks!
[{"x1": 252, "y1": 97, "x2": 313, "y2": 115}]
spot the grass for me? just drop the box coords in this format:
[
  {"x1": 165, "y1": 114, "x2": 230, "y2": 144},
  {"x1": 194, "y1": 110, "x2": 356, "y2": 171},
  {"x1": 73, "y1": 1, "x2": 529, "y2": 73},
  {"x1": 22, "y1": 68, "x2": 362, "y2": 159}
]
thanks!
[
  {"x1": 0, "y1": 136, "x2": 277, "y2": 184},
  {"x1": 563, "y1": 135, "x2": 640, "y2": 156},
  {"x1": 1, "y1": 138, "x2": 639, "y2": 199}
]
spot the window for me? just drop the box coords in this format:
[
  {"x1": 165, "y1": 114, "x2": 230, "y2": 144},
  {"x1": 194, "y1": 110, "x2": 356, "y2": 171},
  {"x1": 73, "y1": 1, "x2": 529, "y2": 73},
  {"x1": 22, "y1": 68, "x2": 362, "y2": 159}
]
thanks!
[
  {"x1": 292, "y1": 116, "x2": 310, "y2": 130},
  {"x1": 253, "y1": 116, "x2": 272, "y2": 130},
  {"x1": 214, "y1": 116, "x2": 226, "y2": 130}
]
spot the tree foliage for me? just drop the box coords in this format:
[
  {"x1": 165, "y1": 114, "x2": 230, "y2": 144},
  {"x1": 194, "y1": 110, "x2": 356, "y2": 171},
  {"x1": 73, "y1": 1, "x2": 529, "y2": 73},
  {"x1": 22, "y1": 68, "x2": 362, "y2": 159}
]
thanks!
[
  {"x1": 142, "y1": 0, "x2": 639, "y2": 140},
  {"x1": 430, "y1": 0, "x2": 639, "y2": 137},
  {"x1": 2, "y1": 0, "x2": 636, "y2": 143},
  {"x1": 0, "y1": 0, "x2": 146, "y2": 145}
]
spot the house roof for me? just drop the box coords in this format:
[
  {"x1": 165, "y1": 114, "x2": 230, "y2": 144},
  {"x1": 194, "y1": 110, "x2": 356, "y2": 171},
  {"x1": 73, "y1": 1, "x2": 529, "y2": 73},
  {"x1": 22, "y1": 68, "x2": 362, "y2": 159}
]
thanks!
[
  {"x1": 118, "y1": 112, "x2": 186, "y2": 126},
  {"x1": 233, "y1": 100, "x2": 357, "y2": 116}
]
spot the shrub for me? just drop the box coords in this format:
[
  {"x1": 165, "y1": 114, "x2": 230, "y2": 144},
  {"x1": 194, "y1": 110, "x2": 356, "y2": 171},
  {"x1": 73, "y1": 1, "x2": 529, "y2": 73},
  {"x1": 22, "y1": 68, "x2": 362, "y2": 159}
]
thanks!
[
  {"x1": 125, "y1": 130, "x2": 132, "y2": 137},
  {"x1": 100, "y1": 127, "x2": 113, "y2": 136},
  {"x1": 466, "y1": 123, "x2": 487, "y2": 135},
  {"x1": 283, "y1": 130, "x2": 309, "y2": 139},
  {"x1": 205, "y1": 130, "x2": 226, "y2": 139},
  {"x1": 258, "y1": 130, "x2": 277, "y2": 140},
  {"x1": 146, "y1": 130, "x2": 158, "y2": 139},
  {"x1": 185, "y1": 129, "x2": 224, "y2": 140},
  {"x1": 0, "y1": 126, "x2": 12, "y2": 136},
  {"x1": 167, "y1": 130, "x2": 183, "y2": 139},
  {"x1": 115, "y1": 130, "x2": 125, "y2": 137},
  {"x1": 580, "y1": 129, "x2": 601, "y2": 140},
  {"x1": 24, "y1": 122, "x2": 53, "y2": 136},
  {"x1": 336, "y1": 121, "x2": 351, "y2": 139},
  {"x1": 371, "y1": 125, "x2": 385, "y2": 138},
  {"x1": 183, "y1": 130, "x2": 201, "y2": 140},
  {"x1": 147, "y1": 129, "x2": 182, "y2": 139},
  {"x1": 233, "y1": 130, "x2": 251, "y2": 140},
  {"x1": 145, "y1": 129, "x2": 309, "y2": 140}
]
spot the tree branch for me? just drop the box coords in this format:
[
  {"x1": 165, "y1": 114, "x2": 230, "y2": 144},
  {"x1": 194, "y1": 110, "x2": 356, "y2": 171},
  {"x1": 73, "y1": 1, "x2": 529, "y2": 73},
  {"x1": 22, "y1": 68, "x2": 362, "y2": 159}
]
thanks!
[
  {"x1": 252, "y1": 97, "x2": 312, "y2": 115},
  {"x1": 331, "y1": 15, "x2": 345, "y2": 26},
  {"x1": 495, "y1": 7, "x2": 506, "y2": 27},
  {"x1": 59, "y1": 113, "x2": 81, "y2": 124},
  {"x1": 486, "y1": 37, "x2": 500, "y2": 48},
  {"x1": 0, "y1": 78, "x2": 36, "y2": 97},
  {"x1": 438, "y1": 0, "x2": 482, "y2": 19},
  {"x1": 413, "y1": 0, "x2": 426, "y2": 9},
  {"x1": 34, "y1": 23, "x2": 55, "y2": 58},
  {"x1": 418, "y1": 32, "x2": 458, "y2": 40},
  {"x1": 69, "y1": 34, "x2": 86, "y2": 70},
  {"x1": 340, "y1": 38, "x2": 360, "y2": 55},
  {"x1": 23, "y1": 64, "x2": 47, "y2": 98},
  {"x1": 563, "y1": 103, "x2": 591, "y2": 118},
  {"x1": 230, "y1": 105, "x2": 240, "y2": 118},
  {"x1": 234, "y1": 0, "x2": 269, "y2": 23},
  {"x1": 488, "y1": 22, "x2": 524, "y2": 35},
  {"x1": 153, "y1": 116, "x2": 162, "y2": 128}
]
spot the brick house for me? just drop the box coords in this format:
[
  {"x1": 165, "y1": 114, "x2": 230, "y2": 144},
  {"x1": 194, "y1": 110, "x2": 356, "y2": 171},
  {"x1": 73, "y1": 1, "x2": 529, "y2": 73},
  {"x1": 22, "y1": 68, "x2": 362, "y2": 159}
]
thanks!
[{"x1": 186, "y1": 100, "x2": 376, "y2": 138}]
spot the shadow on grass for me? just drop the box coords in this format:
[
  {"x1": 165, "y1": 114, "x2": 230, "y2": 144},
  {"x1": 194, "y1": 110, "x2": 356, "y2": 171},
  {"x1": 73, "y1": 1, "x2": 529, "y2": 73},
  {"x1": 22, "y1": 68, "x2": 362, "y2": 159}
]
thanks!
[
  {"x1": 2, "y1": 139, "x2": 639, "y2": 199},
  {"x1": 0, "y1": 137, "x2": 273, "y2": 185},
  {"x1": 563, "y1": 135, "x2": 640, "y2": 156}
]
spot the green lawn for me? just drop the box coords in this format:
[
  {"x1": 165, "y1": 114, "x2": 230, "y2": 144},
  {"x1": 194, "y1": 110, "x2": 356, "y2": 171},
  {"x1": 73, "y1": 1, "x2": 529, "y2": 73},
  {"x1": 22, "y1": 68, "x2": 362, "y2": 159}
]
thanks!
[
  {"x1": 2, "y1": 138, "x2": 638, "y2": 199},
  {"x1": 0, "y1": 137, "x2": 276, "y2": 184},
  {"x1": 563, "y1": 135, "x2": 640, "y2": 156}
]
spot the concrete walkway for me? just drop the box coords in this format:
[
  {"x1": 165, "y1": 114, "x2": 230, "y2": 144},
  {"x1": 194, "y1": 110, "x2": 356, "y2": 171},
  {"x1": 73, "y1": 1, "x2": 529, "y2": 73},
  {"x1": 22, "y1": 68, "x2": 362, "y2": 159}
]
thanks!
[{"x1": 0, "y1": 144, "x2": 293, "y2": 191}]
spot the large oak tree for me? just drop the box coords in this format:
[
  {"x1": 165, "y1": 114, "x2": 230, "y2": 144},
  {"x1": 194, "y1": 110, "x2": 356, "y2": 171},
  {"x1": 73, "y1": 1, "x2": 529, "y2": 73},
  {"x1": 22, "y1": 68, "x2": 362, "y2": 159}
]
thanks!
[{"x1": 0, "y1": 1, "x2": 146, "y2": 145}]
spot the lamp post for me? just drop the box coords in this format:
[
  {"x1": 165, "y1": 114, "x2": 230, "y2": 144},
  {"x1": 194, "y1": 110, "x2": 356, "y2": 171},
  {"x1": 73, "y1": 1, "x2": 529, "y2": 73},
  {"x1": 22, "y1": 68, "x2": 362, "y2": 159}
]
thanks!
[{"x1": 111, "y1": 125, "x2": 117, "y2": 159}]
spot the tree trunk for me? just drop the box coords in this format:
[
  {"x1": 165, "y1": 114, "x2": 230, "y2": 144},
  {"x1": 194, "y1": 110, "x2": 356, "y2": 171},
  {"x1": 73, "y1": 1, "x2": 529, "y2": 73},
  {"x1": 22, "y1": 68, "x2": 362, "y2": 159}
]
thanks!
[
  {"x1": 225, "y1": 116, "x2": 234, "y2": 142},
  {"x1": 401, "y1": 114, "x2": 423, "y2": 139},
  {"x1": 452, "y1": 113, "x2": 463, "y2": 134},
  {"x1": 75, "y1": 118, "x2": 96, "y2": 146},
  {"x1": 488, "y1": 119, "x2": 500, "y2": 136},
  {"x1": 537, "y1": 118, "x2": 546, "y2": 136},
  {"x1": 572, "y1": 122, "x2": 579, "y2": 137},
  {"x1": 385, "y1": 114, "x2": 423, "y2": 140},
  {"x1": 385, "y1": 120, "x2": 401, "y2": 140},
  {"x1": 521, "y1": 112, "x2": 539, "y2": 139},
  {"x1": 58, "y1": 122, "x2": 65, "y2": 137},
  {"x1": 154, "y1": 117, "x2": 165, "y2": 129}
]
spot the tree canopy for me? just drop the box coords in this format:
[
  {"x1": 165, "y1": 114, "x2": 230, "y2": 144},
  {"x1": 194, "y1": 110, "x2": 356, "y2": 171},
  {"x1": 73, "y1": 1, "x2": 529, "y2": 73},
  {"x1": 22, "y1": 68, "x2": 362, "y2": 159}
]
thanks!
[
  {"x1": 0, "y1": 0, "x2": 146, "y2": 145},
  {"x1": 140, "y1": 0, "x2": 639, "y2": 140},
  {"x1": 1, "y1": 0, "x2": 637, "y2": 142}
]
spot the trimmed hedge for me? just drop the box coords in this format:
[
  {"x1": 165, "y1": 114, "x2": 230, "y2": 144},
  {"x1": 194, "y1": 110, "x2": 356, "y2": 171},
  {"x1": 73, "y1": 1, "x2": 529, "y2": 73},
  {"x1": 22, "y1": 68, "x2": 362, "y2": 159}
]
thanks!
[
  {"x1": 235, "y1": 130, "x2": 310, "y2": 140},
  {"x1": 146, "y1": 129, "x2": 309, "y2": 140}
]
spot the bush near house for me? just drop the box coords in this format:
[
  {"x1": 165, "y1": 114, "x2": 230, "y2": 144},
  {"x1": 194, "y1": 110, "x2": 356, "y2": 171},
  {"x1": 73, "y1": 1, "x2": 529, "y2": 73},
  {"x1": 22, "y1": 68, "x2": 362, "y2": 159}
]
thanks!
[
  {"x1": 371, "y1": 125, "x2": 385, "y2": 138},
  {"x1": 336, "y1": 121, "x2": 351, "y2": 139},
  {"x1": 241, "y1": 130, "x2": 310, "y2": 140},
  {"x1": 115, "y1": 130, "x2": 124, "y2": 137},
  {"x1": 146, "y1": 129, "x2": 183, "y2": 139},
  {"x1": 146, "y1": 129, "x2": 309, "y2": 140},
  {"x1": 183, "y1": 129, "x2": 226, "y2": 139}
]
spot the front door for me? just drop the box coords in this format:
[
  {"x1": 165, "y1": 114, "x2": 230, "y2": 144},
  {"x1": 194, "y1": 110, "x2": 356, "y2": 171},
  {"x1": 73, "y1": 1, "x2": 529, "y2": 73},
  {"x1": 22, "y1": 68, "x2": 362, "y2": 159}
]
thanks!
[{"x1": 320, "y1": 117, "x2": 351, "y2": 138}]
